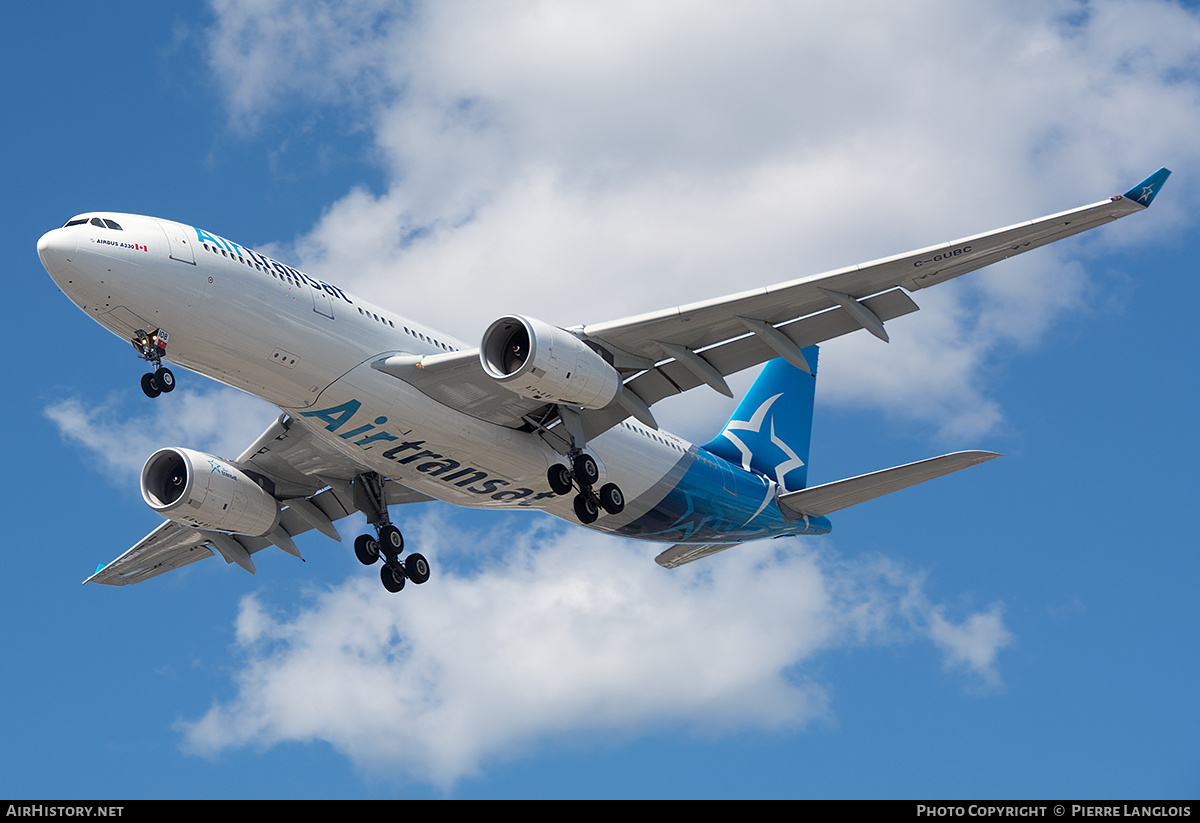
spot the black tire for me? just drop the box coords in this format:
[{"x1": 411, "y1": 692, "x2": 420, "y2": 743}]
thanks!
[
  {"x1": 547, "y1": 464, "x2": 574, "y2": 496},
  {"x1": 156, "y1": 367, "x2": 175, "y2": 392},
  {"x1": 598, "y1": 483, "x2": 625, "y2": 515},
  {"x1": 141, "y1": 372, "x2": 161, "y2": 398},
  {"x1": 406, "y1": 552, "x2": 431, "y2": 585},
  {"x1": 354, "y1": 534, "x2": 380, "y2": 565},
  {"x1": 381, "y1": 563, "x2": 406, "y2": 593},
  {"x1": 573, "y1": 453, "x2": 599, "y2": 487},
  {"x1": 380, "y1": 524, "x2": 404, "y2": 554},
  {"x1": 573, "y1": 493, "x2": 599, "y2": 524}
]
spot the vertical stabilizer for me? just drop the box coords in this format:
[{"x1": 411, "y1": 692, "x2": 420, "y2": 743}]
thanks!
[{"x1": 703, "y1": 347, "x2": 818, "y2": 491}]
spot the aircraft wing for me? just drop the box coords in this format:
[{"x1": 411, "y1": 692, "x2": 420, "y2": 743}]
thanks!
[
  {"x1": 376, "y1": 169, "x2": 1169, "y2": 440},
  {"x1": 84, "y1": 415, "x2": 434, "y2": 586},
  {"x1": 578, "y1": 169, "x2": 1169, "y2": 415}
]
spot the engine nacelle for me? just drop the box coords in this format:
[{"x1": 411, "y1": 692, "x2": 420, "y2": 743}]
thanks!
[
  {"x1": 141, "y1": 447, "x2": 280, "y2": 536},
  {"x1": 480, "y1": 315, "x2": 622, "y2": 409}
]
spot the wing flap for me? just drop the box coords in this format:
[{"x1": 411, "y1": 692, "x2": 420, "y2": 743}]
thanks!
[
  {"x1": 629, "y1": 288, "x2": 919, "y2": 408},
  {"x1": 777, "y1": 450, "x2": 1001, "y2": 519},
  {"x1": 567, "y1": 288, "x2": 919, "y2": 442}
]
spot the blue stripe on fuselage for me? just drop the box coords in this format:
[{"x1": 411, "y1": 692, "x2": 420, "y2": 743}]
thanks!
[{"x1": 616, "y1": 446, "x2": 831, "y2": 543}]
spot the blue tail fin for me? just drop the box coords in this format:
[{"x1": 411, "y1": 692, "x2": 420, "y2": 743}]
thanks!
[{"x1": 702, "y1": 347, "x2": 818, "y2": 491}]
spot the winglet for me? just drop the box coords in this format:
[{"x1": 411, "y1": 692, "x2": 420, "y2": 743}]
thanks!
[
  {"x1": 82, "y1": 561, "x2": 107, "y2": 585},
  {"x1": 1122, "y1": 167, "x2": 1171, "y2": 208}
]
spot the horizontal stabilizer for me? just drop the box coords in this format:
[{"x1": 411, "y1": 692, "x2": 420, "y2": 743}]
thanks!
[
  {"x1": 778, "y1": 450, "x2": 1000, "y2": 519},
  {"x1": 655, "y1": 543, "x2": 738, "y2": 569}
]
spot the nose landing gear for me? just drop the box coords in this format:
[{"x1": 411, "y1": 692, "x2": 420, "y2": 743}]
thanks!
[
  {"x1": 139, "y1": 367, "x2": 175, "y2": 398},
  {"x1": 133, "y1": 329, "x2": 175, "y2": 398}
]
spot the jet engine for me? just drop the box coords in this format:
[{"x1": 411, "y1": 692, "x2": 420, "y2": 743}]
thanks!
[
  {"x1": 480, "y1": 315, "x2": 622, "y2": 409},
  {"x1": 141, "y1": 447, "x2": 280, "y2": 536}
]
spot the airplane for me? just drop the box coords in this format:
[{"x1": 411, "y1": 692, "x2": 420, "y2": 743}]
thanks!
[{"x1": 37, "y1": 168, "x2": 1170, "y2": 592}]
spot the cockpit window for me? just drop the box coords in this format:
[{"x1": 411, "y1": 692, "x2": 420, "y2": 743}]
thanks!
[{"x1": 75, "y1": 217, "x2": 124, "y2": 230}]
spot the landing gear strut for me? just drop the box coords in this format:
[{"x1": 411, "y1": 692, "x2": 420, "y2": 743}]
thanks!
[
  {"x1": 351, "y1": 472, "x2": 430, "y2": 594},
  {"x1": 547, "y1": 450, "x2": 625, "y2": 524},
  {"x1": 133, "y1": 329, "x2": 175, "y2": 398}
]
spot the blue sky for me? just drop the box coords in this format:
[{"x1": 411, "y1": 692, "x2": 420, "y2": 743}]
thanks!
[{"x1": 4, "y1": 1, "x2": 1199, "y2": 799}]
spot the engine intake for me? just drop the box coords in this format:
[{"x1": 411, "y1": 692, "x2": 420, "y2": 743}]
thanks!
[
  {"x1": 480, "y1": 315, "x2": 622, "y2": 409},
  {"x1": 141, "y1": 447, "x2": 280, "y2": 536}
]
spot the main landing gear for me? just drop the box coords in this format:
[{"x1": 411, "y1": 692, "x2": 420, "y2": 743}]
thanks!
[
  {"x1": 547, "y1": 451, "x2": 624, "y2": 525},
  {"x1": 353, "y1": 530, "x2": 430, "y2": 593},
  {"x1": 133, "y1": 328, "x2": 175, "y2": 398},
  {"x1": 352, "y1": 472, "x2": 430, "y2": 594}
]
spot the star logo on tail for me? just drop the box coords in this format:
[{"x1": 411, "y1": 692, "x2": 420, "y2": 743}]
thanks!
[{"x1": 718, "y1": 393, "x2": 805, "y2": 488}]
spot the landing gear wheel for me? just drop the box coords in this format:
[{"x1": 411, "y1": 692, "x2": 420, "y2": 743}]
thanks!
[
  {"x1": 354, "y1": 534, "x2": 380, "y2": 565},
  {"x1": 155, "y1": 367, "x2": 175, "y2": 393},
  {"x1": 547, "y1": 464, "x2": 574, "y2": 496},
  {"x1": 379, "y1": 524, "x2": 404, "y2": 554},
  {"x1": 573, "y1": 453, "x2": 599, "y2": 487},
  {"x1": 573, "y1": 493, "x2": 599, "y2": 524},
  {"x1": 406, "y1": 553, "x2": 431, "y2": 585},
  {"x1": 598, "y1": 483, "x2": 625, "y2": 515},
  {"x1": 381, "y1": 563, "x2": 406, "y2": 593},
  {"x1": 141, "y1": 372, "x2": 161, "y2": 398}
]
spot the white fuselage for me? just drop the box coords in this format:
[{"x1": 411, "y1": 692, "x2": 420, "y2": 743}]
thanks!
[{"x1": 39, "y1": 213, "x2": 782, "y2": 543}]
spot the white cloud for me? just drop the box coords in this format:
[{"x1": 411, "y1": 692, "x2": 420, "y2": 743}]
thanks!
[
  {"x1": 926, "y1": 604, "x2": 1013, "y2": 688},
  {"x1": 155, "y1": 0, "x2": 1196, "y2": 788},
  {"x1": 179, "y1": 512, "x2": 1011, "y2": 787},
  {"x1": 206, "y1": 0, "x2": 1200, "y2": 439},
  {"x1": 206, "y1": 0, "x2": 398, "y2": 133},
  {"x1": 45, "y1": 385, "x2": 278, "y2": 484}
]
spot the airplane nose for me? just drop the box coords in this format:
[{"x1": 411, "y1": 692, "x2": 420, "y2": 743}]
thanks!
[{"x1": 38, "y1": 228, "x2": 76, "y2": 280}]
